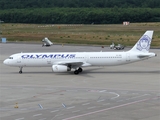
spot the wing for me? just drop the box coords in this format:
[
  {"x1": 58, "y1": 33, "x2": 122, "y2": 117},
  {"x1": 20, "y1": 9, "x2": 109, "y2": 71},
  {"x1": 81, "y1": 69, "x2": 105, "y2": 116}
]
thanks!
[{"x1": 53, "y1": 61, "x2": 91, "y2": 68}]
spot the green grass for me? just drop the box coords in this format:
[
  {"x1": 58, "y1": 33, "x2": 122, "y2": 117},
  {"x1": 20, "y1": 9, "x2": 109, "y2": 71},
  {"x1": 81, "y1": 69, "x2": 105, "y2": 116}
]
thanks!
[{"x1": 1, "y1": 23, "x2": 160, "y2": 47}]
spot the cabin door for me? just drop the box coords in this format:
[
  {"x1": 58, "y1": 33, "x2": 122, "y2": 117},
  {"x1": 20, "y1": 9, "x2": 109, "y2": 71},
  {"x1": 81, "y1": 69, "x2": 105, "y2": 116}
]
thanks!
[
  {"x1": 17, "y1": 57, "x2": 22, "y2": 63},
  {"x1": 126, "y1": 53, "x2": 130, "y2": 61}
]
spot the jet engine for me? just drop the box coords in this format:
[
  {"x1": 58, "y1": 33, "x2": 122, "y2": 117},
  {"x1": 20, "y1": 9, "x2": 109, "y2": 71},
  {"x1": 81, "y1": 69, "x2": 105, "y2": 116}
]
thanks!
[{"x1": 52, "y1": 65, "x2": 71, "y2": 72}]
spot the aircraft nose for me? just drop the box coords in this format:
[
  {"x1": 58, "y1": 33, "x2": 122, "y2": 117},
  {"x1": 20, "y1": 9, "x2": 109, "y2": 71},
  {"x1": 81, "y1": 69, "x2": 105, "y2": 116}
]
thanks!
[{"x1": 3, "y1": 59, "x2": 9, "y2": 65}]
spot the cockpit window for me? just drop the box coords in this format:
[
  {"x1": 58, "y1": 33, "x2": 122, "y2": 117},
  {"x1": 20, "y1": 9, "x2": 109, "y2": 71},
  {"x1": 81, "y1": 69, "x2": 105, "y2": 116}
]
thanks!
[{"x1": 9, "y1": 57, "x2": 13, "y2": 59}]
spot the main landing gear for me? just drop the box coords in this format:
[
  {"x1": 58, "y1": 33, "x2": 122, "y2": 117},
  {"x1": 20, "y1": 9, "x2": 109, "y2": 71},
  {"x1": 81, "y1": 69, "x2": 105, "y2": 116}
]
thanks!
[
  {"x1": 74, "y1": 67, "x2": 83, "y2": 75},
  {"x1": 19, "y1": 67, "x2": 23, "y2": 74}
]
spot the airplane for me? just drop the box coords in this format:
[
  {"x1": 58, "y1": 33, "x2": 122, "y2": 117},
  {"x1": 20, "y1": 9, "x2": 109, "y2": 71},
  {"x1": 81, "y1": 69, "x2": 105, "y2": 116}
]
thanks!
[
  {"x1": 42, "y1": 37, "x2": 53, "y2": 47},
  {"x1": 3, "y1": 30, "x2": 157, "y2": 75}
]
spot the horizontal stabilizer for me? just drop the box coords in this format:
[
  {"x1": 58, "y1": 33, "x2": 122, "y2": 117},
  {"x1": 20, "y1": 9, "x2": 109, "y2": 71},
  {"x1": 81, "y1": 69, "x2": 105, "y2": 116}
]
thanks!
[
  {"x1": 137, "y1": 55, "x2": 150, "y2": 58},
  {"x1": 137, "y1": 53, "x2": 156, "y2": 58}
]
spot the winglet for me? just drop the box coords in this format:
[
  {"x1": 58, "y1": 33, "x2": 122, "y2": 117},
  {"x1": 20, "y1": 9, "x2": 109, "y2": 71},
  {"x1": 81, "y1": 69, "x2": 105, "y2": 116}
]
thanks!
[{"x1": 129, "y1": 30, "x2": 154, "y2": 53}]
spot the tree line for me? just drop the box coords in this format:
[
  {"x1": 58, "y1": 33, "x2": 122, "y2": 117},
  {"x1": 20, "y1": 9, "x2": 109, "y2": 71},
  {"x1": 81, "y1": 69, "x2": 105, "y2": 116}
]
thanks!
[
  {"x1": 0, "y1": 0, "x2": 160, "y2": 24},
  {"x1": 0, "y1": 8, "x2": 160, "y2": 24},
  {"x1": 0, "y1": 0, "x2": 160, "y2": 9}
]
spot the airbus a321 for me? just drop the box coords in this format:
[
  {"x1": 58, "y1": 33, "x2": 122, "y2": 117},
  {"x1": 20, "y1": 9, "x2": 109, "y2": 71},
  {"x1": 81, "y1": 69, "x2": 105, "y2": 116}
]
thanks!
[{"x1": 3, "y1": 30, "x2": 157, "y2": 75}]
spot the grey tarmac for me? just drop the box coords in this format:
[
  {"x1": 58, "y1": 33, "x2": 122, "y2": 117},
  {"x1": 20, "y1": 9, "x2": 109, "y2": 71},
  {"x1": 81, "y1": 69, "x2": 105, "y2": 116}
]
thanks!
[{"x1": 0, "y1": 43, "x2": 160, "y2": 120}]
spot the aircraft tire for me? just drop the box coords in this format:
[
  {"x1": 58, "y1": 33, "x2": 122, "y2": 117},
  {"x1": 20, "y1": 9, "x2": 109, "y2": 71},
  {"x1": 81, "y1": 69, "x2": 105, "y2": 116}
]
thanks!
[
  {"x1": 19, "y1": 71, "x2": 22, "y2": 74},
  {"x1": 78, "y1": 67, "x2": 83, "y2": 72},
  {"x1": 74, "y1": 70, "x2": 79, "y2": 75}
]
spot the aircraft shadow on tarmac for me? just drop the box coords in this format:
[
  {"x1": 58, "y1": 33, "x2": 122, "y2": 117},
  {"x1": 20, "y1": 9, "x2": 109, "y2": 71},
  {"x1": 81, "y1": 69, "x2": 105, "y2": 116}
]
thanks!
[
  {"x1": 84, "y1": 69, "x2": 160, "y2": 74},
  {"x1": 7, "y1": 68, "x2": 160, "y2": 75}
]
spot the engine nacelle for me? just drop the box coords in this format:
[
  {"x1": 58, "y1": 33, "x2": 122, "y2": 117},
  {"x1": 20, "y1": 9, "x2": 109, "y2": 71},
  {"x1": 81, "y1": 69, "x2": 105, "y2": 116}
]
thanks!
[{"x1": 52, "y1": 65, "x2": 71, "y2": 72}]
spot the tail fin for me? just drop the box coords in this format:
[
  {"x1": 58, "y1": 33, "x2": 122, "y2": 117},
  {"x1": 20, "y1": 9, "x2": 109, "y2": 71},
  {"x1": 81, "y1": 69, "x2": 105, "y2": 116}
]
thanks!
[{"x1": 130, "y1": 30, "x2": 154, "y2": 53}]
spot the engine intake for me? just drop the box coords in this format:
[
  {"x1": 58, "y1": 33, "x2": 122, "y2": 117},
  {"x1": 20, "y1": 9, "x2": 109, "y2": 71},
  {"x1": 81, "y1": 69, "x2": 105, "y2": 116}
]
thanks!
[{"x1": 52, "y1": 65, "x2": 71, "y2": 72}]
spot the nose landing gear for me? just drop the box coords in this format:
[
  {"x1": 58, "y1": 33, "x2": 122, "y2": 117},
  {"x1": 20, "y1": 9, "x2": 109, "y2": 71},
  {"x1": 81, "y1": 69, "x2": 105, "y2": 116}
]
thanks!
[{"x1": 19, "y1": 67, "x2": 23, "y2": 74}]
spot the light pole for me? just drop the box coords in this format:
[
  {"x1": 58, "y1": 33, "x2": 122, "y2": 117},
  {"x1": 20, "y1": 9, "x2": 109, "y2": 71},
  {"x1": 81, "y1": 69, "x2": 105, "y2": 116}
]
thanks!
[{"x1": 0, "y1": 20, "x2": 4, "y2": 40}]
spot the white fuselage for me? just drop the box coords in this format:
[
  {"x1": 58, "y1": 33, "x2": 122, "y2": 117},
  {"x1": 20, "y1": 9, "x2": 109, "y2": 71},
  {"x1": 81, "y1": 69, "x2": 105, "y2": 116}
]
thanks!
[{"x1": 3, "y1": 51, "x2": 155, "y2": 67}]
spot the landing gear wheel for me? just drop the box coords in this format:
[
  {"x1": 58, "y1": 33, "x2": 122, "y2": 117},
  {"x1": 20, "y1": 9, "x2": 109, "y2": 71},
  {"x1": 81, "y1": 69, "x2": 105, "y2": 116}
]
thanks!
[
  {"x1": 78, "y1": 67, "x2": 83, "y2": 73},
  {"x1": 74, "y1": 70, "x2": 79, "y2": 75},
  {"x1": 19, "y1": 67, "x2": 23, "y2": 74}
]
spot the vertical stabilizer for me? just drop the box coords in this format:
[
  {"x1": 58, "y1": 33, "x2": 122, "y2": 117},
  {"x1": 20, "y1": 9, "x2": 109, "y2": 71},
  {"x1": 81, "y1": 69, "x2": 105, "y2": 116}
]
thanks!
[{"x1": 130, "y1": 30, "x2": 153, "y2": 53}]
